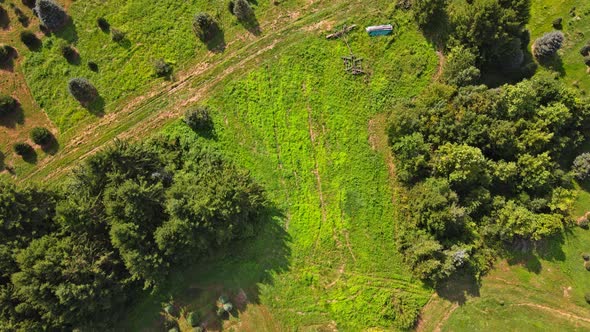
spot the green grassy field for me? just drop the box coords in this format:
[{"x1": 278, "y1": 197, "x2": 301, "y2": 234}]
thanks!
[
  {"x1": 23, "y1": 0, "x2": 297, "y2": 133},
  {"x1": 118, "y1": 5, "x2": 440, "y2": 330}
]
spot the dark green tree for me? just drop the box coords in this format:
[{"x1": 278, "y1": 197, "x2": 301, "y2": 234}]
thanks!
[
  {"x1": 29, "y1": 127, "x2": 52, "y2": 145},
  {"x1": 68, "y1": 78, "x2": 98, "y2": 104}
]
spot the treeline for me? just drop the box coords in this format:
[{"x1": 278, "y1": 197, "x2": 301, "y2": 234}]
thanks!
[
  {"x1": 389, "y1": 74, "x2": 590, "y2": 282},
  {"x1": 0, "y1": 138, "x2": 264, "y2": 330}
]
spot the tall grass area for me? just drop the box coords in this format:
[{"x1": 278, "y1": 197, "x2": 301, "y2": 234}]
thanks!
[
  {"x1": 124, "y1": 10, "x2": 438, "y2": 330},
  {"x1": 22, "y1": 0, "x2": 298, "y2": 132}
]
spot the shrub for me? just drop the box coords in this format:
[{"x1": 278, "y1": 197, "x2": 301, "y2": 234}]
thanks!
[
  {"x1": 572, "y1": 153, "x2": 590, "y2": 180},
  {"x1": 533, "y1": 31, "x2": 564, "y2": 60},
  {"x1": 22, "y1": 0, "x2": 36, "y2": 8},
  {"x1": 580, "y1": 45, "x2": 590, "y2": 57},
  {"x1": 184, "y1": 106, "x2": 213, "y2": 131},
  {"x1": 35, "y1": 0, "x2": 67, "y2": 31},
  {"x1": 233, "y1": 0, "x2": 253, "y2": 21},
  {"x1": 586, "y1": 262, "x2": 590, "y2": 271},
  {"x1": 111, "y1": 28, "x2": 125, "y2": 42},
  {"x1": 60, "y1": 44, "x2": 76, "y2": 61},
  {"x1": 580, "y1": 218, "x2": 590, "y2": 229},
  {"x1": 154, "y1": 59, "x2": 172, "y2": 77},
  {"x1": 585, "y1": 56, "x2": 590, "y2": 67},
  {"x1": 552, "y1": 17, "x2": 562, "y2": 29},
  {"x1": 583, "y1": 253, "x2": 590, "y2": 261},
  {"x1": 586, "y1": 293, "x2": 590, "y2": 304},
  {"x1": 193, "y1": 13, "x2": 217, "y2": 41},
  {"x1": 68, "y1": 78, "x2": 98, "y2": 103},
  {"x1": 97, "y1": 17, "x2": 109, "y2": 32},
  {"x1": 0, "y1": 94, "x2": 15, "y2": 115},
  {"x1": 30, "y1": 127, "x2": 52, "y2": 145},
  {"x1": 13, "y1": 142, "x2": 32, "y2": 156},
  {"x1": 88, "y1": 61, "x2": 98, "y2": 72},
  {"x1": 0, "y1": 45, "x2": 11, "y2": 63},
  {"x1": 20, "y1": 30, "x2": 39, "y2": 48},
  {"x1": 186, "y1": 311, "x2": 199, "y2": 327}
]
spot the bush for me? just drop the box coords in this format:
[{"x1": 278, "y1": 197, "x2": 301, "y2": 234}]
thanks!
[
  {"x1": 68, "y1": 78, "x2": 98, "y2": 103},
  {"x1": 583, "y1": 253, "x2": 590, "y2": 261},
  {"x1": 35, "y1": 0, "x2": 67, "y2": 31},
  {"x1": 0, "y1": 94, "x2": 15, "y2": 115},
  {"x1": 0, "y1": 45, "x2": 11, "y2": 63},
  {"x1": 154, "y1": 59, "x2": 172, "y2": 77},
  {"x1": 586, "y1": 262, "x2": 590, "y2": 271},
  {"x1": 13, "y1": 142, "x2": 32, "y2": 156},
  {"x1": 552, "y1": 17, "x2": 562, "y2": 29},
  {"x1": 572, "y1": 153, "x2": 590, "y2": 180},
  {"x1": 20, "y1": 30, "x2": 39, "y2": 48},
  {"x1": 97, "y1": 17, "x2": 109, "y2": 32},
  {"x1": 533, "y1": 31, "x2": 564, "y2": 60},
  {"x1": 88, "y1": 61, "x2": 98, "y2": 72},
  {"x1": 580, "y1": 218, "x2": 590, "y2": 229},
  {"x1": 233, "y1": 0, "x2": 253, "y2": 21},
  {"x1": 184, "y1": 106, "x2": 213, "y2": 131},
  {"x1": 186, "y1": 311, "x2": 199, "y2": 327},
  {"x1": 585, "y1": 56, "x2": 590, "y2": 67},
  {"x1": 60, "y1": 44, "x2": 76, "y2": 61},
  {"x1": 580, "y1": 45, "x2": 590, "y2": 57},
  {"x1": 586, "y1": 293, "x2": 590, "y2": 304},
  {"x1": 193, "y1": 13, "x2": 217, "y2": 41},
  {"x1": 30, "y1": 127, "x2": 52, "y2": 145},
  {"x1": 111, "y1": 28, "x2": 125, "y2": 42}
]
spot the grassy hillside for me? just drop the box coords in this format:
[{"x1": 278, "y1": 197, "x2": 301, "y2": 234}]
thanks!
[{"x1": 120, "y1": 6, "x2": 440, "y2": 330}]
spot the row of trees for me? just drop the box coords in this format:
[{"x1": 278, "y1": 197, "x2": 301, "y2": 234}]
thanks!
[
  {"x1": 0, "y1": 136, "x2": 265, "y2": 330},
  {"x1": 389, "y1": 74, "x2": 590, "y2": 282}
]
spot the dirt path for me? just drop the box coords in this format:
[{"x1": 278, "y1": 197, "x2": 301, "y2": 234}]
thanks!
[
  {"x1": 513, "y1": 303, "x2": 590, "y2": 323},
  {"x1": 432, "y1": 50, "x2": 445, "y2": 82}
]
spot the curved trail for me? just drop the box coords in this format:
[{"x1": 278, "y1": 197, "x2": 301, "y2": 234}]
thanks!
[{"x1": 21, "y1": 0, "x2": 353, "y2": 183}]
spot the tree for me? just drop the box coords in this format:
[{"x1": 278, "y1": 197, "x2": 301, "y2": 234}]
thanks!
[
  {"x1": 97, "y1": 17, "x2": 109, "y2": 32},
  {"x1": 233, "y1": 0, "x2": 253, "y2": 21},
  {"x1": 0, "y1": 94, "x2": 15, "y2": 115},
  {"x1": 0, "y1": 45, "x2": 11, "y2": 64},
  {"x1": 391, "y1": 133, "x2": 431, "y2": 183},
  {"x1": 154, "y1": 59, "x2": 172, "y2": 77},
  {"x1": 68, "y1": 78, "x2": 98, "y2": 104},
  {"x1": 20, "y1": 30, "x2": 38, "y2": 49},
  {"x1": 412, "y1": 0, "x2": 447, "y2": 28},
  {"x1": 533, "y1": 31, "x2": 564, "y2": 60},
  {"x1": 184, "y1": 106, "x2": 213, "y2": 132},
  {"x1": 441, "y1": 46, "x2": 480, "y2": 87},
  {"x1": 29, "y1": 127, "x2": 52, "y2": 145},
  {"x1": 573, "y1": 153, "x2": 590, "y2": 181},
  {"x1": 13, "y1": 143, "x2": 32, "y2": 156},
  {"x1": 35, "y1": 0, "x2": 67, "y2": 31},
  {"x1": 432, "y1": 143, "x2": 489, "y2": 188},
  {"x1": 193, "y1": 13, "x2": 217, "y2": 42}
]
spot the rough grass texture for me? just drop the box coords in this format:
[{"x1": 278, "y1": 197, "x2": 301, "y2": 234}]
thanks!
[{"x1": 121, "y1": 7, "x2": 438, "y2": 332}]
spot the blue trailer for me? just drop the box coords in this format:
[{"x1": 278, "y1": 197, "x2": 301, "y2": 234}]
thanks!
[{"x1": 366, "y1": 24, "x2": 393, "y2": 36}]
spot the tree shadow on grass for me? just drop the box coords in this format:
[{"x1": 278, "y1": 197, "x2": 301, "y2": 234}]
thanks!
[
  {"x1": 537, "y1": 55, "x2": 565, "y2": 77},
  {"x1": 505, "y1": 234, "x2": 566, "y2": 274},
  {"x1": 0, "y1": 7, "x2": 10, "y2": 30},
  {"x1": 54, "y1": 18, "x2": 78, "y2": 44},
  {"x1": 41, "y1": 136, "x2": 60, "y2": 155},
  {"x1": 124, "y1": 205, "x2": 291, "y2": 331},
  {"x1": 239, "y1": 15, "x2": 261, "y2": 36},
  {"x1": 19, "y1": 148, "x2": 37, "y2": 164},
  {"x1": 0, "y1": 101, "x2": 24, "y2": 128},
  {"x1": 202, "y1": 25, "x2": 226, "y2": 53},
  {"x1": 435, "y1": 272, "x2": 481, "y2": 306},
  {"x1": 86, "y1": 95, "x2": 105, "y2": 116},
  {"x1": 0, "y1": 46, "x2": 18, "y2": 72}
]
